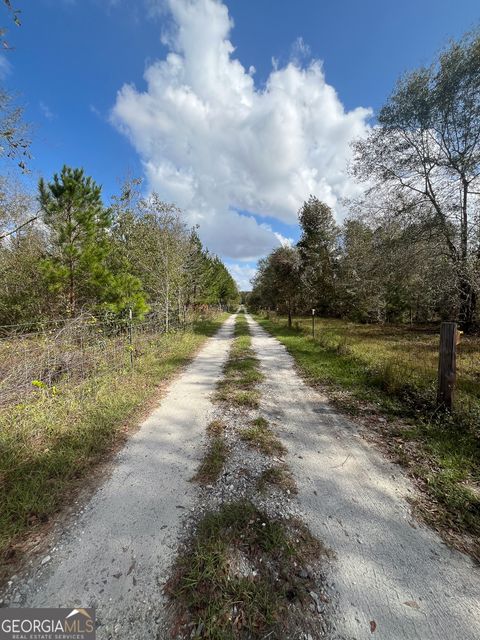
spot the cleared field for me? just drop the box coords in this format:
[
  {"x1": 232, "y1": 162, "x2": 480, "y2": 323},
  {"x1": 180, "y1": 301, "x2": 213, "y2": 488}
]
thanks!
[
  {"x1": 289, "y1": 316, "x2": 479, "y2": 404},
  {"x1": 256, "y1": 313, "x2": 480, "y2": 559}
]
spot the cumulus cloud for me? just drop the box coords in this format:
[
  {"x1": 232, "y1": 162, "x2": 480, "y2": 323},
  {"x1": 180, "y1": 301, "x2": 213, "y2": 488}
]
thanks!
[
  {"x1": 111, "y1": 0, "x2": 371, "y2": 264},
  {"x1": 227, "y1": 262, "x2": 257, "y2": 291}
]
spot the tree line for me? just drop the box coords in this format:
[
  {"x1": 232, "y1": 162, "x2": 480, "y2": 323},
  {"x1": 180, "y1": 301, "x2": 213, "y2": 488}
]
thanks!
[
  {"x1": 250, "y1": 30, "x2": 480, "y2": 332},
  {"x1": 0, "y1": 2, "x2": 238, "y2": 329},
  {"x1": 0, "y1": 168, "x2": 239, "y2": 327}
]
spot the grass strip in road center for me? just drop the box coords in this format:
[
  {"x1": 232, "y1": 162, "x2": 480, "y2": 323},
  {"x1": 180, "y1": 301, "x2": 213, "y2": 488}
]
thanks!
[
  {"x1": 165, "y1": 500, "x2": 325, "y2": 640},
  {"x1": 240, "y1": 417, "x2": 287, "y2": 457},
  {"x1": 193, "y1": 421, "x2": 228, "y2": 485},
  {"x1": 215, "y1": 313, "x2": 264, "y2": 408}
]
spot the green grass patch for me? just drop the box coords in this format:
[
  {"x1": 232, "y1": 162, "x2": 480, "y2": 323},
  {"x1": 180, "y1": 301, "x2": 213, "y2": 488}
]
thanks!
[
  {"x1": 257, "y1": 465, "x2": 297, "y2": 495},
  {"x1": 0, "y1": 313, "x2": 229, "y2": 574},
  {"x1": 193, "y1": 436, "x2": 229, "y2": 485},
  {"x1": 216, "y1": 314, "x2": 263, "y2": 407},
  {"x1": 164, "y1": 500, "x2": 324, "y2": 639},
  {"x1": 240, "y1": 417, "x2": 287, "y2": 457},
  {"x1": 257, "y1": 313, "x2": 480, "y2": 558}
]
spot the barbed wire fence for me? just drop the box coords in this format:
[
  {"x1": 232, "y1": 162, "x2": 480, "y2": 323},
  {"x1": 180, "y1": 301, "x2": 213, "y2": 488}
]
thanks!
[{"x1": 0, "y1": 309, "x2": 201, "y2": 407}]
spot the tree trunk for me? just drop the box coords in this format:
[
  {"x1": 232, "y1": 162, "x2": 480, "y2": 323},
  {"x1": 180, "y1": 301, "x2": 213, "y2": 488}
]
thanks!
[
  {"x1": 287, "y1": 305, "x2": 292, "y2": 328},
  {"x1": 457, "y1": 176, "x2": 476, "y2": 331}
]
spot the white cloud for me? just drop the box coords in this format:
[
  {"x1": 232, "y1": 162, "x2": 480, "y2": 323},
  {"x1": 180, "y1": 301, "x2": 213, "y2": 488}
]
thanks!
[
  {"x1": 89, "y1": 103, "x2": 102, "y2": 117},
  {"x1": 111, "y1": 0, "x2": 371, "y2": 261},
  {"x1": 39, "y1": 101, "x2": 55, "y2": 120},
  {"x1": 274, "y1": 232, "x2": 293, "y2": 247},
  {"x1": 290, "y1": 36, "x2": 311, "y2": 65},
  {"x1": 0, "y1": 54, "x2": 11, "y2": 80},
  {"x1": 227, "y1": 262, "x2": 257, "y2": 291}
]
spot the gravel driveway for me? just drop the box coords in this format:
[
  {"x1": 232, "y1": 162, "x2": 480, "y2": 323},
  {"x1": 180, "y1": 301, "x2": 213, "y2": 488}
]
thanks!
[{"x1": 2, "y1": 312, "x2": 479, "y2": 640}]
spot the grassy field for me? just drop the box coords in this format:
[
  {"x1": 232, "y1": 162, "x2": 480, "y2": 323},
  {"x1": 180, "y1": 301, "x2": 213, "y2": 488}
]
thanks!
[
  {"x1": 256, "y1": 313, "x2": 480, "y2": 559},
  {"x1": 0, "y1": 313, "x2": 228, "y2": 575}
]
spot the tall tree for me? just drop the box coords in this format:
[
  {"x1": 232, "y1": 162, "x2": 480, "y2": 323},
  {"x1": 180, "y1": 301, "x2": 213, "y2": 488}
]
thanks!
[
  {"x1": 135, "y1": 194, "x2": 190, "y2": 330},
  {"x1": 251, "y1": 246, "x2": 302, "y2": 327},
  {"x1": 0, "y1": 179, "x2": 49, "y2": 324},
  {"x1": 111, "y1": 179, "x2": 239, "y2": 319},
  {"x1": 40, "y1": 166, "x2": 145, "y2": 316},
  {"x1": 184, "y1": 227, "x2": 208, "y2": 308},
  {"x1": 353, "y1": 30, "x2": 480, "y2": 330},
  {"x1": 297, "y1": 196, "x2": 339, "y2": 315},
  {"x1": 336, "y1": 218, "x2": 383, "y2": 322},
  {"x1": 205, "y1": 255, "x2": 239, "y2": 309}
]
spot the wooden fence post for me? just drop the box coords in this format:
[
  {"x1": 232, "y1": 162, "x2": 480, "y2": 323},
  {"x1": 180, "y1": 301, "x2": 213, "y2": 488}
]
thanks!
[{"x1": 437, "y1": 322, "x2": 457, "y2": 410}]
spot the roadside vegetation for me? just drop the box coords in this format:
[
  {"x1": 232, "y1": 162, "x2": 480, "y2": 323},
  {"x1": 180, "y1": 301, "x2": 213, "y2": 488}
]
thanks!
[
  {"x1": 257, "y1": 313, "x2": 480, "y2": 560},
  {"x1": 0, "y1": 313, "x2": 227, "y2": 579}
]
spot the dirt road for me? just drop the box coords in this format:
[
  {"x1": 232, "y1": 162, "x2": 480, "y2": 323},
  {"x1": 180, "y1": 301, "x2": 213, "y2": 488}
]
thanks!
[
  {"x1": 2, "y1": 312, "x2": 479, "y2": 640},
  {"x1": 247, "y1": 313, "x2": 480, "y2": 640}
]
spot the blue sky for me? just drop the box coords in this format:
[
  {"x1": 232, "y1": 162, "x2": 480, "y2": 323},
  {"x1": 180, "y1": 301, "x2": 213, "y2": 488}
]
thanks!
[{"x1": 3, "y1": 0, "x2": 480, "y2": 289}]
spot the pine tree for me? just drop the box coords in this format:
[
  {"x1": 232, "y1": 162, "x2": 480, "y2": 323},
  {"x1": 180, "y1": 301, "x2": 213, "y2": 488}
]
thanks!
[
  {"x1": 40, "y1": 166, "x2": 146, "y2": 316},
  {"x1": 184, "y1": 228, "x2": 208, "y2": 308},
  {"x1": 297, "y1": 196, "x2": 339, "y2": 315}
]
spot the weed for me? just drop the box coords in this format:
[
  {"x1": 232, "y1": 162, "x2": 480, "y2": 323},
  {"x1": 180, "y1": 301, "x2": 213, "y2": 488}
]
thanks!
[
  {"x1": 240, "y1": 418, "x2": 287, "y2": 457},
  {"x1": 165, "y1": 501, "x2": 324, "y2": 639},
  {"x1": 257, "y1": 465, "x2": 298, "y2": 495},
  {"x1": 207, "y1": 420, "x2": 225, "y2": 437},
  {"x1": 193, "y1": 437, "x2": 229, "y2": 485}
]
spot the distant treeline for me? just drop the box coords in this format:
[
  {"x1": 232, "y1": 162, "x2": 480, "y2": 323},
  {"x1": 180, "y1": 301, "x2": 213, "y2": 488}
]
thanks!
[
  {"x1": 0, "y1": 169, "x2": 239, "y2": 327},
  {"x1": 250, "y1": 30, "x2": 480, "y2": 332}
]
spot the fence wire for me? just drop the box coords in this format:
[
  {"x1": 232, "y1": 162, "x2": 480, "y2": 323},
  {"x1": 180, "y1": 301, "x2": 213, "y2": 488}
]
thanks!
[{"x1": 0, "y1": 311, "x2": 189, "y2": 407}]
